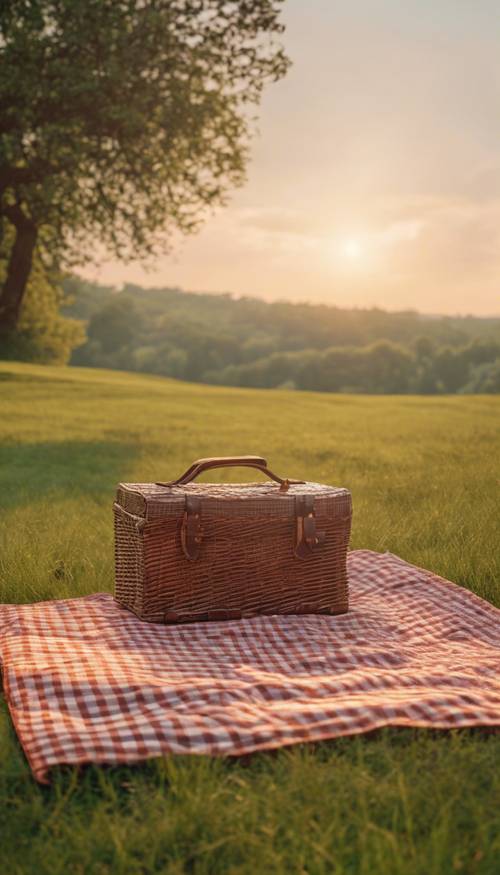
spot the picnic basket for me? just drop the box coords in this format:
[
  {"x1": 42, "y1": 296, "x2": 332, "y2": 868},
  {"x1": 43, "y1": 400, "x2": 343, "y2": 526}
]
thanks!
[{"x1": 114, "y1": 455, "x2": 352, "y2": 623}]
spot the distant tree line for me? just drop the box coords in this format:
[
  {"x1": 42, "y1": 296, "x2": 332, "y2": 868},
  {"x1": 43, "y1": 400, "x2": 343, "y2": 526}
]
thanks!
[{"x1": 60, "y1": 277, "x2": 500, "y2": 394}]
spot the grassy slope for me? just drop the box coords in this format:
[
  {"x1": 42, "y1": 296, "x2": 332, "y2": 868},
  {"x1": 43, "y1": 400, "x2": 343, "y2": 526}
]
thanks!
[{"x1": 0, "y1": 361, "x2": 499, "y2": 874}]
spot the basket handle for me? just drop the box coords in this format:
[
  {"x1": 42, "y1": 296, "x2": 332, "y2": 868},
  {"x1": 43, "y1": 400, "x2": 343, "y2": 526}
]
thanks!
[{"x1": 156, "y1": 455, "x2": 304, "y2": 489}]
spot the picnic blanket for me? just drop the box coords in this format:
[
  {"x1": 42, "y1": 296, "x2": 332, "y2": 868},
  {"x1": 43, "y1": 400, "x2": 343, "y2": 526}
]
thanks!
[{"x1": 0, "y1": 550, "x2": 499, "y2": 783}]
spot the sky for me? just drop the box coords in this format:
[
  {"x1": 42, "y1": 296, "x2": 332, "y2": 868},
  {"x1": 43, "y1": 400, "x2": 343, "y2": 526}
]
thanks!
[{"x1": 86, "y1": 0, "x2": 500, "y2": 315}]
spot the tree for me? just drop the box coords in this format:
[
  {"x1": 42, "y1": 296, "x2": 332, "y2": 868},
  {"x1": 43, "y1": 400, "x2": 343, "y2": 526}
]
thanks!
[
  {"x1": 433, "y1": 347, "x2": 469, "y2": 393},
  {"x1": 463, "y1": 359, "x2": 500, "y2": 393},
  {"x1": 361, "y1": 341, "x2": 414, "y2": 393},
  {"x1": 87, "y1": 298, "x2": 142, "y2": 354},
  {"x1": 0, "y1": 0, "x2": 289, "y2": 331},
  {"x1": 0, "y1": 223, "x2": 85, "y2": 363}
]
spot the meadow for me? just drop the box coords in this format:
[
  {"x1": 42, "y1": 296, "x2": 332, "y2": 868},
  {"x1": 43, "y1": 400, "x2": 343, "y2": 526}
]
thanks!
[{"x1": 0, "y1": 361, "x2": 499, "y2": 874}]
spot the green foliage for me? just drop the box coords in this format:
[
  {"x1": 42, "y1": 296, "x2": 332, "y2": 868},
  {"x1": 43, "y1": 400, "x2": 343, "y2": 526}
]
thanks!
[
  {"x1": 0, "y1": 0, "x2": 289, "y2": 328},
  {"x1": 461, "y1": 359, "x2": 500, "y2": 394},
  {"x1": 87, "y1": 299, "x2": 143, "y2": 354},
  {"x1": 0, "y1": 242, "x2": 85, "y2": 363},
  {"x1": 65, "y1": 277, "x2": 500, "y2": 392},
  {"x1": 0, "y1": 362, "x2": 499, "y2": 874}
]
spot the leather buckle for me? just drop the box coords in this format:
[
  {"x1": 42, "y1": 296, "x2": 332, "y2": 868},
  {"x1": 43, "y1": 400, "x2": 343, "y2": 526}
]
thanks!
[
  {"x1": 180, "y1": 496, "x2": 202, "y2": 560},
  {"x1": 295, "y1": 495, "x2": 325, "y2": 558}
]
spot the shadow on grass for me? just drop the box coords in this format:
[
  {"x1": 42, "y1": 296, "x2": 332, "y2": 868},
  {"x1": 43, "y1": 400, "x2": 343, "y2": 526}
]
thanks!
[
  {"x1": 0, "y1": 370, "x2": 74, "y2": 384},
  {"x1": 0, "y1": 440, "x2": 139, "y2": 510}
]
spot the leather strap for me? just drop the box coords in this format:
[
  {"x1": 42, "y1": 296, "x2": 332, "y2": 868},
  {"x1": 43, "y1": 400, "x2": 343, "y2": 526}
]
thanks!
[
  {"x1": 182, "y1": 492, "x2": 326, "y2": 563},
  {"x1": 180, "y1": 495, "x2": 202, "y2": 560},
  {"x1": 295, "y1": 495, "x2": 325, "y2": 558},
  {"x1": 157, "y1": 455, "x2": 304, "y2": 489}
]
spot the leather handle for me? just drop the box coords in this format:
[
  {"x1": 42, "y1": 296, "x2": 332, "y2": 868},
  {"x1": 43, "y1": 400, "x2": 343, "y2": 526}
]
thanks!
[
  {"x1": 168, "y1": 455, "x2": 267, "y2": 486},
  {"x1": 157, "y1": 455, "x2": 304, "y2": 489}
]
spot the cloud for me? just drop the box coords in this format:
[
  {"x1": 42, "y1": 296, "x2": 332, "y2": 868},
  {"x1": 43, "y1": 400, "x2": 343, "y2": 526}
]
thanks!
[
  {"x1": 365, "y1": 220, "x2": 425, "y2": 249},
  {"x1": 236, "y1": 207, "x2": 316, "y2": 235}
]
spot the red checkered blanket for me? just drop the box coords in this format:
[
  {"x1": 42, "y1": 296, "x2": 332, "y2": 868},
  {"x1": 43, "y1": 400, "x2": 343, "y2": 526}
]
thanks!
[{"x1": 1, "y1": 551, "x2": 499, "y2": 783}]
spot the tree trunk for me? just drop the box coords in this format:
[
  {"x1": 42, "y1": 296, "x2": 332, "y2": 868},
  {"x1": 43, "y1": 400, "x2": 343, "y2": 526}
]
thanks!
[{"x1": 0, "y1": 215, "x2": 37, "y2": 332}]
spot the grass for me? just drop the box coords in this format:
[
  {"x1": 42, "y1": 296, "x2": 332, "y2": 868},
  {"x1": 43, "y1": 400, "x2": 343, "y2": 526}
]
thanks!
[{"x1": 0, "y1": 360, "x2": 499, "y2": 874}]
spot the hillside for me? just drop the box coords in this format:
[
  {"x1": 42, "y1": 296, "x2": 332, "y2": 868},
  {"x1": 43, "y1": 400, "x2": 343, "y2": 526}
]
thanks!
[
  {"x1": 1, "y1": 361, "x2": 499, "y2": 873},
  {"x1": 62, "y1": 276, "x2": 500, "y2": 393}
]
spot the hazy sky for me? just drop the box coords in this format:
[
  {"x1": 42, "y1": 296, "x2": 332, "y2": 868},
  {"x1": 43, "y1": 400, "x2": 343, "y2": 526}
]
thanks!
[{"x1": 87, "y1": 0, "x2": 500, "y2": 315}]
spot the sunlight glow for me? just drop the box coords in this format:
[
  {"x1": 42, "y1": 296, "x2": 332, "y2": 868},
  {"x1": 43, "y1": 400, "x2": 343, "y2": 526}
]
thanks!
[{"x1": 341, "y1": 238, "x2": 363, "y2": 260}]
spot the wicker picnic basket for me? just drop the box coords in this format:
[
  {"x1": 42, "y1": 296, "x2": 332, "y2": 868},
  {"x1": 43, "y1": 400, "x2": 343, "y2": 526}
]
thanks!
[{"x1": 114, "y1": 455, "x2": 352, "y2": 623}]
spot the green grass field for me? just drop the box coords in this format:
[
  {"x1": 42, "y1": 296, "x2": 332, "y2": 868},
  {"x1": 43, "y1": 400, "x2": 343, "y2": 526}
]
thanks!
[{"x1": 1, "y1": 361, "x2": 499, "y2": 874}]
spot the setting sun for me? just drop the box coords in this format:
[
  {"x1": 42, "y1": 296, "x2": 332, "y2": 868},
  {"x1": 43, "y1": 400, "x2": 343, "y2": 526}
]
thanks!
[{"x1": 341, "y1": 238, "x2": 364, "y2": 260}]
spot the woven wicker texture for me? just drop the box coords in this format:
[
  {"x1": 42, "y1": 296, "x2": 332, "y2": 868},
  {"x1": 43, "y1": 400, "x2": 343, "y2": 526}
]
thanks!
[{"x1": 114, "y1": 478, "x2": 352, "y2": 623}]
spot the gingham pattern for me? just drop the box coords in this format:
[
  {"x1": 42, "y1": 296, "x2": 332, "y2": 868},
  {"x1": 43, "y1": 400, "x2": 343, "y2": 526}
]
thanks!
[{"x1": 1, "y1": 550, "x2": 499, "y2": 783}]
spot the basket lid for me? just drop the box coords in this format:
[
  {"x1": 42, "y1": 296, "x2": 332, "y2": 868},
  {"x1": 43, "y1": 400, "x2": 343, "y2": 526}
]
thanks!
[
  {"x1": 116, "y1": 480, "x2": 351, "y2": 521},
  {"x1": 116, "y1": 454, "x2": 350, "y2": 519}
]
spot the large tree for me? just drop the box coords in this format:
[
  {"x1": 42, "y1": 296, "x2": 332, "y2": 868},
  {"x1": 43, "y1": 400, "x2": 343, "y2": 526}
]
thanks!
[{"x1": 0, "y1": 0, "x2": 289, "y2": 331}]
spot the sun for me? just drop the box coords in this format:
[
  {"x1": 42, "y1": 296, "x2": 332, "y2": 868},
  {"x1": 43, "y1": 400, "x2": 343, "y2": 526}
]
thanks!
[
  {"x1": 341, "y1": 237, "x2": 363, "y2": 260},
  {"x1": 328, "y1": 234, "x2": 370, "y2": 271}
]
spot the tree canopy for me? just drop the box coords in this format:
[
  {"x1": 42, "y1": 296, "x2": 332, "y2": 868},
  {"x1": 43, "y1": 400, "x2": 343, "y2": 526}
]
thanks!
[{"x1": 0, "y1": 0, "x2": 289, "y2": 330}]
